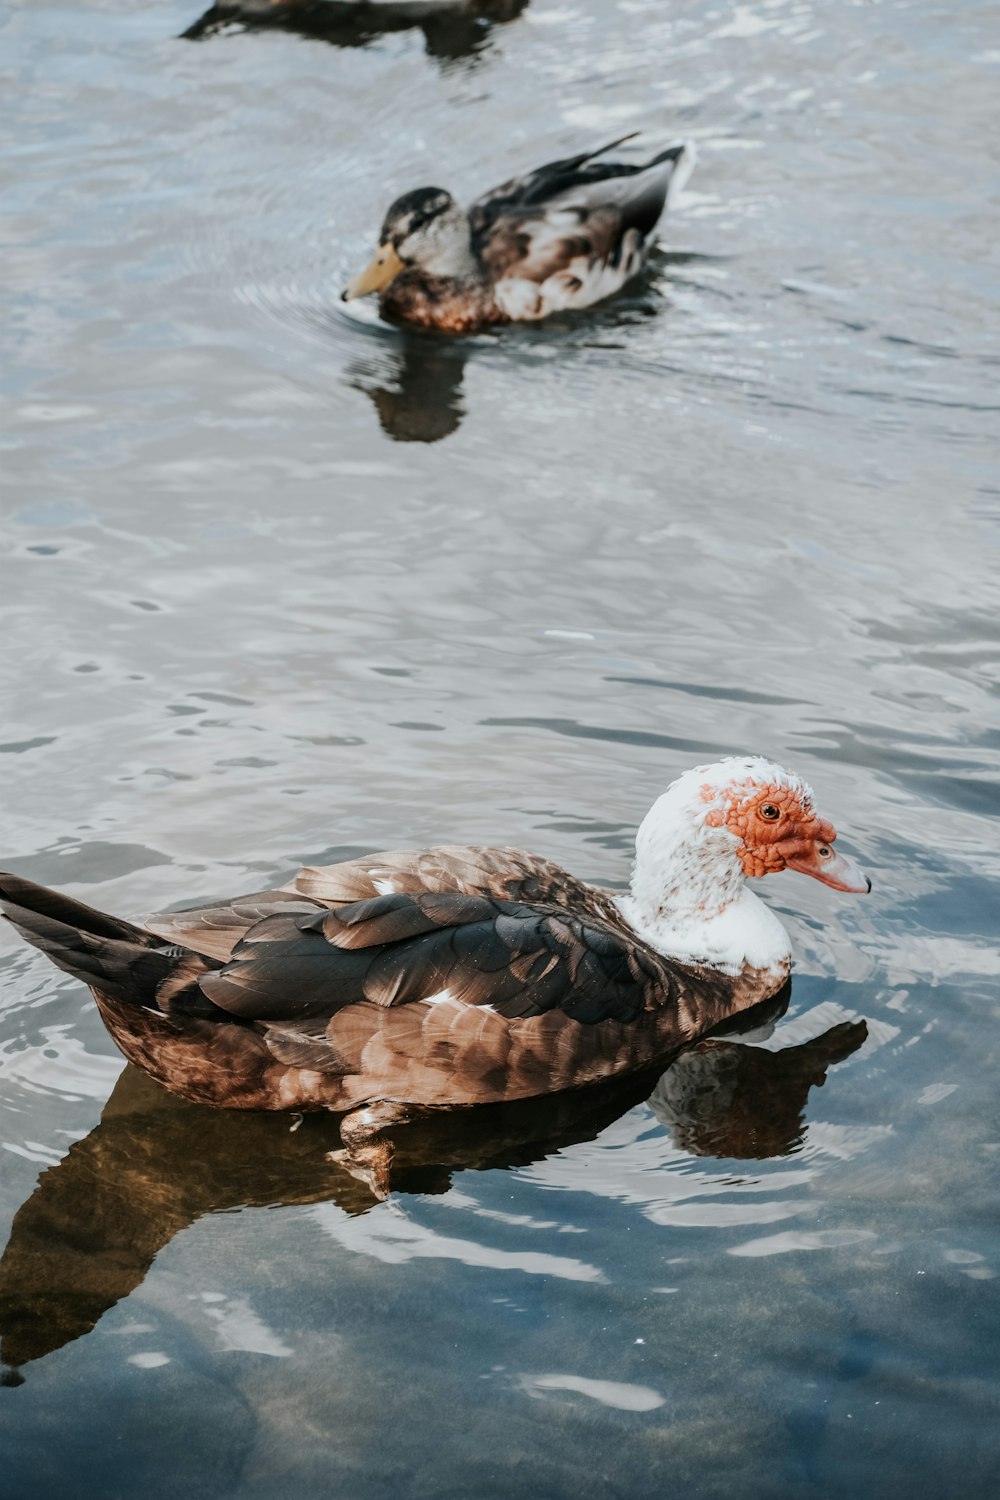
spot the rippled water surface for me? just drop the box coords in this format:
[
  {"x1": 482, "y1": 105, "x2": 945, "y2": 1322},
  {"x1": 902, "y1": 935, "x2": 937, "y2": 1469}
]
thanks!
[{"x1": 2, "y1": 0, "x2": 999, "y2": 1494}]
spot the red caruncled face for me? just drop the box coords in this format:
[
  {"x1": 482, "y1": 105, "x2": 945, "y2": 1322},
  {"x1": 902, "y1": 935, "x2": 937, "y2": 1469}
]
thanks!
[{"x1": 702, "y1": 780, "x2": 870, "y2": 893}]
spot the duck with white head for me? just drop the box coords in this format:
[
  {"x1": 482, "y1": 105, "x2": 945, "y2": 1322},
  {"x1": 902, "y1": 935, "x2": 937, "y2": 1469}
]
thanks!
[
  {"x1": 619, "y1": 755, "x2": 870, "y2": 978},
  {"x1": 0, "y1": 754, "x2": 869, "y2": 1193}
]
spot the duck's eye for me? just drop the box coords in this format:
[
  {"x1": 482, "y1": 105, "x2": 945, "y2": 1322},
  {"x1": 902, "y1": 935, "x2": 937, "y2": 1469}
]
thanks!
[
  {"x1": 759, "y1": 803, "x2": 781, "y2": 822},
  {"x1": 817, "y1": 844, "x2": 831, "y2": 858}
]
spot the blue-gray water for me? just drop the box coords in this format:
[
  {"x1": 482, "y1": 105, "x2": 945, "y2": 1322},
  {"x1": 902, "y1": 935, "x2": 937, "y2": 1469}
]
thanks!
[{"x1": 1, "y1": 0, "x2": 998, "y2": 1495}]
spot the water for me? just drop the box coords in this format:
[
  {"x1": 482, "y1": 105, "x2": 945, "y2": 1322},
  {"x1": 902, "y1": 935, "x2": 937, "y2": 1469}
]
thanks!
[{"x1": 1, "y1": 0, "x2": 998, "y2": 1493}]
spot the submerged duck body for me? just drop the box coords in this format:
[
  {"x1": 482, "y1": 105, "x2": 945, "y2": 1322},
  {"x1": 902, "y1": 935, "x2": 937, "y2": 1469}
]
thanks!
[
  {"x1": 0, "y1": 757, "x2": 868, "y2": 1128},
  {"x1": 342, "y1": 135, "x2": 695, "y2": 331}
]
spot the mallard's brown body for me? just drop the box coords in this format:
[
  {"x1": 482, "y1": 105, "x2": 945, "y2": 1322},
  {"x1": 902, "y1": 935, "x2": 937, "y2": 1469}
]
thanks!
[{"x1": 380, "y1": 272, "x2": 507, "y2": 333}]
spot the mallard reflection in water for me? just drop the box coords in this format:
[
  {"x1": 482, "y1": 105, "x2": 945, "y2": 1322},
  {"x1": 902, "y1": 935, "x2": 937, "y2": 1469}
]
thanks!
[
  {"x1": 0, "y1": 993, "x2": 866, "y2": 1385},
  {"x1": 182, "y1": 0, "x2": 530, "y2": 62},
  {"x1": 348, "y1": 329, "x2": 468, "y2": 442}
]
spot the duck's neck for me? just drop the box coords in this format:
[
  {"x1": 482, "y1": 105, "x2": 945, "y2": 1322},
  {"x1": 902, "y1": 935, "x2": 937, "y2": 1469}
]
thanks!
[
  {"x1": 415, "y1": 206, "x2": 480, "y2": 281},
  {"x1": 616, "y1": 796, "x2": 792, "y2": 977}
]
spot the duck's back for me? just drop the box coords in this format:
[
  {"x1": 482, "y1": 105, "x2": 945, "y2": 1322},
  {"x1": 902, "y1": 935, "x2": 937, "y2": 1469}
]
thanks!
[
  {"x1": 135, "y1": 846, "x2": 662, "y2": 1110},
  {"x1": 468, "y1": 140, "x2": 693, "y2": 320}
]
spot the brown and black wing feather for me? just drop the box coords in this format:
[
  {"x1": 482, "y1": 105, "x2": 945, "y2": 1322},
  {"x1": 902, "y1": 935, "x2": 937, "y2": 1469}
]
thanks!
[
  {"x1": 288, "y1": 844, "x2": 619, "y2": 912},
  {"x1": 470, "y1": 139, "x2": 688, "y2": 282},
  {"x1": 141, "y1": 888, "x2": 324, "y2": 962},
  {"x1": 199, "y1": 890, "x2": 655, "y2": 1029},
  {"x1": 140, "y1": 846, "x2": 612, "y2": 962},
  {"x1": 469, "y1": 133, "x2": 645, "y2": 228}
]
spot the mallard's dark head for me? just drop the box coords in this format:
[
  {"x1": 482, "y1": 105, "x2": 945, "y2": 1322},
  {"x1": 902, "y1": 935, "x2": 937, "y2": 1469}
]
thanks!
[{"x1": 342, "y1": 188, "x2": 463, "y2": 301}]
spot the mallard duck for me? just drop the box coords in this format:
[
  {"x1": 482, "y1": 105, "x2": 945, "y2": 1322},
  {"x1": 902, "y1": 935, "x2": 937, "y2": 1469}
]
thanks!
[
  {"x1": 342, "y1": 134, "x2": 695, "y2": 331},
  {"x1": 0, "y1": 756, "x2": 868, "y2": 1187}
]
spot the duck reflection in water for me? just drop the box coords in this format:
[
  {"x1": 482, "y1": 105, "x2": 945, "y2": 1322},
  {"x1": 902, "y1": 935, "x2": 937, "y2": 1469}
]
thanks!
[
  {"x1": 347, "y1": 330, "x2": 468, "y2": 442},
  {"x1": 0, "y1": 989, "x2": 866, "y2": 1385},
  {"x1": 182, "y1": 0, "x2": 530, "y2": 63}
]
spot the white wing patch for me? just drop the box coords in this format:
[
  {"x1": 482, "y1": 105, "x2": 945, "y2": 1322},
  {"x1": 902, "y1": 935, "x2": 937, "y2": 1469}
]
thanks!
[
  {"x1": 422, "y1": 989, "x2": 457, "y2": 1007},
  {"x1": 494, "y1": 229, "x2": 648, "y2": 321},
  {"x1": 493, "y1": 277, "x2": 544, "y2": 320},
  {"x1": 371, "y1": 876, "x2": 397, "y2": 896},
  {"x1": 420, "y1": 990, "x2": 496, "y2": 1015}
]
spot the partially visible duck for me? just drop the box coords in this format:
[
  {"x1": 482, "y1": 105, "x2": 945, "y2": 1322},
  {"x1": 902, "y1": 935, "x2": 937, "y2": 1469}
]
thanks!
[
  {"x1": 342, "y1": 134, "x2": 695, "y2": 330},
  {"x1": 182, "y1": 0, "x2": 529, "y2": 60},
  {"x1": 0, "y1": 755, "x2": 868, "y2": 1188}
]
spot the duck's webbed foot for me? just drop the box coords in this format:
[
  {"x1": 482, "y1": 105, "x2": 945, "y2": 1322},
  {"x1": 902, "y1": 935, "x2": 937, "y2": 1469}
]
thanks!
[{"x1": 327, "y1": 1101, "x2": 435, "y2": 1201}]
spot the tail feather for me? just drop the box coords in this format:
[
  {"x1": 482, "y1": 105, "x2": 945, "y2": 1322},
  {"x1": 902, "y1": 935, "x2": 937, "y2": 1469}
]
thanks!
[
  {"x1": 0, "y1": 872, "x2": 210, "y2": 1009},
  {"x1": 0, "y1": 872, "x2": 157, "y2": 949},
  {"x1": 579, "y1": 131, "x2": 642, "y2": 165},
  {"x1": 652, "y1": 140, "x2": 696, "y2": 200}
]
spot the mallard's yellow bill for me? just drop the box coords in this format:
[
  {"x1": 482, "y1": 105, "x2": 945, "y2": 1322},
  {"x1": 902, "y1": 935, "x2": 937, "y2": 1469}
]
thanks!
[{"x1": 341, "y1": 243, "x2": 405, "y2": 301}]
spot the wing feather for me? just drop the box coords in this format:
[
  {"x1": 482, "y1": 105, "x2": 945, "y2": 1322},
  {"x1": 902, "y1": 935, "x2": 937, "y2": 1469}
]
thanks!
[
  {"x1": 195, "y1": 890, "x2": 651, "y2": 1040},
  {"x1": 141, "y1": 890, "x2": 321, "y2": 962},
  {"x1": 471, "y1": 144, "x2": 688, "y2": 286}
]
